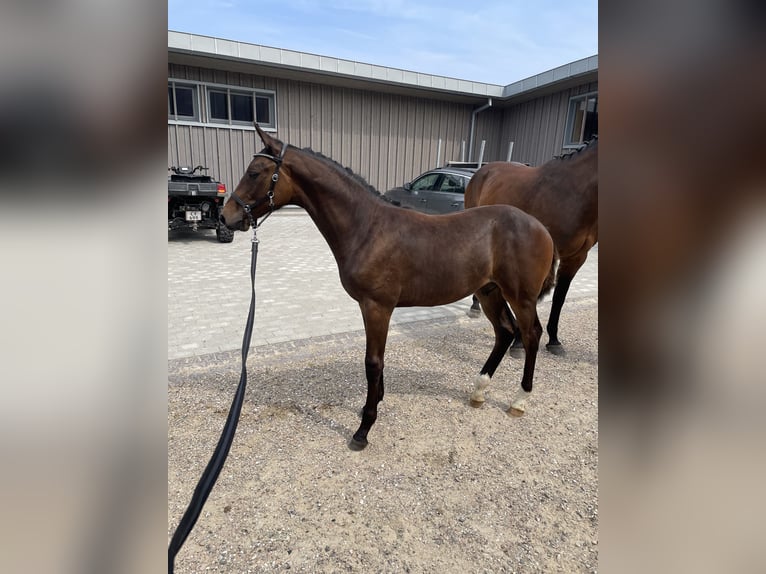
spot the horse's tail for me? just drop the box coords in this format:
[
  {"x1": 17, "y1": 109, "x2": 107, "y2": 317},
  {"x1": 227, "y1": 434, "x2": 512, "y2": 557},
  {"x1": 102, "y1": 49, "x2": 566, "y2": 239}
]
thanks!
[{"x1": 538, "y1": 244, "x2": 558, "y2": 301}]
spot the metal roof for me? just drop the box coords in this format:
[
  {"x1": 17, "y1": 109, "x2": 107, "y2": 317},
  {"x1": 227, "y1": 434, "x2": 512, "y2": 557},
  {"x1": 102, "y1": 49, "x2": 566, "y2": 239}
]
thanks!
[{"x1": 168, "y1": 31, "x2": 597, "y2": 103}]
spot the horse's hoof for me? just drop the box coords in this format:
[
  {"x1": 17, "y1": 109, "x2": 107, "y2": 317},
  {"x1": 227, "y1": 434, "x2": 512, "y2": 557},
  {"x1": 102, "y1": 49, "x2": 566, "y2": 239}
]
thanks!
[
  {"x1": 349, "y1": 437, "x2": 368, "y2": 451},
  {"x1": 507, "y1": 406, "x2": 525, "y2": 417},
  {"x1": 469, "y1": 398, "x2": 485, "y2": 408},
  {"x1": 546, "y1": 343, "x2": 566, "y2": 356},
  {"x1": 467, "y1": 307, "x2": 482, "y2": 318}
]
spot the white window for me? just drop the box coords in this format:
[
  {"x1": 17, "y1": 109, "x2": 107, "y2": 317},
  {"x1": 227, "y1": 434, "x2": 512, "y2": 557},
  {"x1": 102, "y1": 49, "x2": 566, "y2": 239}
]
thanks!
[
  {"x1": 207, "y1": 87, "x2": 275, "y2": 128},
  {"x1": 168, "y1": 79, "x2": 277, "y2": 129},
  {"x1": 564, "y1": 92, "x2": 598, "y2": 147}
]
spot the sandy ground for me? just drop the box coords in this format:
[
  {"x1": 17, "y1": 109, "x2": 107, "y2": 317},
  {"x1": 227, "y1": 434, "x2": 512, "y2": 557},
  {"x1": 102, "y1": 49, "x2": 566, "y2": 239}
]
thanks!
[{"x1": 168, "y1": 298, "x2": 597, "y2": 573}]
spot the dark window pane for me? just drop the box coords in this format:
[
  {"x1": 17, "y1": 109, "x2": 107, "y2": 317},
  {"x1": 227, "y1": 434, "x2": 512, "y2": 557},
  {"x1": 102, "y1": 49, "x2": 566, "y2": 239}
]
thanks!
[
  {"x1": 255, "y1": 96, "x2": 271, "y2": 125},
  {"x1": 584, "y1": 98, "x2": 598, "y2": 140},
  {"x1": 231, "y1": 93, "x2": 254, "y2": 122},
  {"x1": 411, "y1": 173, "x2": 440, "y2": 191},
  {"x1": 439, "y1": 174, "x2": 464, "y2": 193},
  {"x1": 174, "y1": 86, "x2": 195, "y2": 118},
  {"x1": 168, "y1": 86, "x2": 174, "y2": 115},
  {"x1": 209, "y1": 91, "x2": 228, "y2": 120}
]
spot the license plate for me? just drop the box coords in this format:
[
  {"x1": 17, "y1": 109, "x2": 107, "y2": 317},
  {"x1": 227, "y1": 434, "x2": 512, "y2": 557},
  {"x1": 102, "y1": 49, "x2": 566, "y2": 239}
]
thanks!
[{"x1": 185, "y1": 211, "x2": 202, "y2": 221}]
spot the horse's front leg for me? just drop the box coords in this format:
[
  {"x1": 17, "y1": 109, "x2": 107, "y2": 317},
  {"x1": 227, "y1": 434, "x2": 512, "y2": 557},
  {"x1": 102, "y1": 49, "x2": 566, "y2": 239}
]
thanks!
[{"x1": 350, "y1": 301, "x2": 392, "y2": 451}]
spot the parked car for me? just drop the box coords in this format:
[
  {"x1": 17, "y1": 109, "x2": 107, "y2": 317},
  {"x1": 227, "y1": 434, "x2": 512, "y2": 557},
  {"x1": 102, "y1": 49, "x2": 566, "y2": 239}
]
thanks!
[
  {"x1": 168, "y1": 165, "x2": 234, "y2": 243},
  {"x1": 383, "y1": 167, "x2": 477, "y2": 214}
]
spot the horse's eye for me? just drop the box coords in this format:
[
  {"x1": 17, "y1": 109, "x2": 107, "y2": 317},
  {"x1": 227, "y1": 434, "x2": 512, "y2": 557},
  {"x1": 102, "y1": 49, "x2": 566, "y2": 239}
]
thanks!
[{"x1": 248, "y1": 171, "x2": 260, "y2": 179}]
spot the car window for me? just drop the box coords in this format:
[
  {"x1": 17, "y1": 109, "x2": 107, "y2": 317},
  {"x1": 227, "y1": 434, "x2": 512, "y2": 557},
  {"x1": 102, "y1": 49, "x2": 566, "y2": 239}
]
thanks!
[
  {"x1": 437, "y1": 174, "x2": 466, "y2": 194},
  {"x1": 410, "y1": 173, "x2": 440, "y2": 191}
]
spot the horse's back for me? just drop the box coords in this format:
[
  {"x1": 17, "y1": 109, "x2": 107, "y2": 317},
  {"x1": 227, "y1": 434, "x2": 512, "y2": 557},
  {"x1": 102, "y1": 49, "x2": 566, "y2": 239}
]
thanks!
[
  {"x1": 465, "y1": 162, "x2": 538, "y2": 210},
  {"x1": 465, "y1": 160, "x2": 597, "y2": 258}
]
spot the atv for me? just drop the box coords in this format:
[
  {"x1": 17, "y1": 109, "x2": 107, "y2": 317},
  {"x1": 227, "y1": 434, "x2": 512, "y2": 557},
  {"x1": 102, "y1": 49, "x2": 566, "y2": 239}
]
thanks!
[{"x1": 168, "y1": 165, "x2": 234, "y2": 243}]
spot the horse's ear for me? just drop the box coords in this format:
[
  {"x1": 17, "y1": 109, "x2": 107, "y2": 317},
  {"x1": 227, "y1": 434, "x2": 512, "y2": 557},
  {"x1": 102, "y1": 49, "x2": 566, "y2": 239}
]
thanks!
[{"x1": 254, "y1": 123, "x2": 283, "y2": 155}]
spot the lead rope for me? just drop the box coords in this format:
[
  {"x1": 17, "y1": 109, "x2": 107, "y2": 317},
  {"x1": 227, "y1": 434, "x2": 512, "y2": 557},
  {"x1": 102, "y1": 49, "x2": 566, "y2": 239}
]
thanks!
[{"x1": 168, "y1": 222, "x2": 261, "y2": 573}]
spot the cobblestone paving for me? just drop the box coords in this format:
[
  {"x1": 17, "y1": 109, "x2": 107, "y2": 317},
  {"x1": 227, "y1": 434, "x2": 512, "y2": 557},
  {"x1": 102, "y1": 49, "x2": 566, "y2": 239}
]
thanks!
[{"x1": 168, "y1": 209, "x2": 597, "y2": 360}]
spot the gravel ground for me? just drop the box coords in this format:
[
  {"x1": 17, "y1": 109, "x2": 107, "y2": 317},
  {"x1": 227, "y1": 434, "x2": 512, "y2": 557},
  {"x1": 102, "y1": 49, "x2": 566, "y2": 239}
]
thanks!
[{"x1": 168, "y1": 297, "x2": 597, "y2": 573}]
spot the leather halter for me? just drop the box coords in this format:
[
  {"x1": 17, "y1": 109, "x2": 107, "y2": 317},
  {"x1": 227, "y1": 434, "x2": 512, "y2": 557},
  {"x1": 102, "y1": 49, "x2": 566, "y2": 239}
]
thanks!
[{"x1": 229, "y1": 143, "x2": 288, "y2": 228}]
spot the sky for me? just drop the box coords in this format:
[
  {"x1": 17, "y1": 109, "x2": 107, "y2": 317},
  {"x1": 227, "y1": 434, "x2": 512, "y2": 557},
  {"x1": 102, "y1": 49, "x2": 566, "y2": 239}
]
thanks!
[{"x1": 168, "y1": 0, "x2": 598, "y2": 86}]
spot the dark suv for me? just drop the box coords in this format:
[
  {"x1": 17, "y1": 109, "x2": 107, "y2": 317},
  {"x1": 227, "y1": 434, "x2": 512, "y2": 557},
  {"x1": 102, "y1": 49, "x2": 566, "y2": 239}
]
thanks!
[
  {"x1": 383, "y1": 167, "x2": 477, "y2": 214},
  {"x1": 168, "y1": 166, "x2": 234, "y2": 243}
]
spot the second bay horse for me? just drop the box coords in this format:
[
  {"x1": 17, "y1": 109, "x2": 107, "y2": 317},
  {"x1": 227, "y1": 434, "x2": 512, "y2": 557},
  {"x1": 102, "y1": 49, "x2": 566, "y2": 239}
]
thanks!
[
  {"x1": 221, "y1": 125, "x2": 557, "y2": 449},
  {"x1": 465, "y1": 137, "x2": 598, "y2": 355}
]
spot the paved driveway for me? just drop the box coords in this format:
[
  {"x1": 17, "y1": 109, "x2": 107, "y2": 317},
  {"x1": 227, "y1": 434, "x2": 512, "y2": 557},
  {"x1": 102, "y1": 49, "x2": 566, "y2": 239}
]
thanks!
[{"x1": 168, "y1": 209, "x2": 598, "y2": 360}]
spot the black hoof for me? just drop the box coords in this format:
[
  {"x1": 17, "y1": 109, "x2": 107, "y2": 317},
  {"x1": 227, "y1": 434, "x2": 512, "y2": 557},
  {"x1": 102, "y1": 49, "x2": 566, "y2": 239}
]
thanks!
[
  {"x1": 546, "y1": 343, "x2": 566, "y2": 356},
  {"x1": 348, "y1": 437, "x2": 368, "y2": 451}
]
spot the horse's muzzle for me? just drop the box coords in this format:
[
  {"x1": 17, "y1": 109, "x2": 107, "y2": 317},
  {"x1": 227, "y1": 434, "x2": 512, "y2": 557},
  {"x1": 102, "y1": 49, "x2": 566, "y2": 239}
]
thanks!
[{"x1": 219, "y1": 213, "x2": 248, "y2": 232}]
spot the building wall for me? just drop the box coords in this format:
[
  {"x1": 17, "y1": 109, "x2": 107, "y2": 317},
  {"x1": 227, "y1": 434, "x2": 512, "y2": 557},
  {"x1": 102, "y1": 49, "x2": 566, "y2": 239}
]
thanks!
[
  {"x1": 169, "y1": 63, "x2": 479, "y2": 193},
  {"x1": 495, "y1": 81, "x2": 598, "y2": 166},
  {"x1": 169, "y1": 62, "x2": 596, "y2": 192}
]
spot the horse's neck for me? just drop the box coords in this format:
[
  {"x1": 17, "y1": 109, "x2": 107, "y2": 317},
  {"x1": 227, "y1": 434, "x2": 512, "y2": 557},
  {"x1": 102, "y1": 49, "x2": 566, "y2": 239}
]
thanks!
[{"x1": 288, "y1": 154, "x2": 379, "y2": 256}]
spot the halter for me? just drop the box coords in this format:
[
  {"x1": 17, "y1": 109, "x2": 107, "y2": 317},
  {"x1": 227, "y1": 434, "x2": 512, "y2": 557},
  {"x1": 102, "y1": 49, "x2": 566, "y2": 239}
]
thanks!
[{"x1": 229, "y1": 143, "x2": 288, "y2": 230}]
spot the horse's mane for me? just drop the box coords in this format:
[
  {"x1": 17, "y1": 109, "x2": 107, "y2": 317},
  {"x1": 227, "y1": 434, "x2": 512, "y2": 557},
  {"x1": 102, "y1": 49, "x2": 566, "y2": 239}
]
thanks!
[
  {"x1": 554, "y1": 134, "x2": 598, "y2": 161},
  {"x1": 297, "y1": 146, "x2": 398, "y2": 204}
]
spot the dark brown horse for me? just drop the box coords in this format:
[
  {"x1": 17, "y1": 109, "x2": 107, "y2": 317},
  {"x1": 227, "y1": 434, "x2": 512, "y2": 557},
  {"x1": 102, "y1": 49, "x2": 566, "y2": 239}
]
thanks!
[
  {"x1": 465, "y1": 137, "x2": 597, "y2": 355},
  {"x1": 221, "y1": 125, "x2": 557, "y2": 449}
]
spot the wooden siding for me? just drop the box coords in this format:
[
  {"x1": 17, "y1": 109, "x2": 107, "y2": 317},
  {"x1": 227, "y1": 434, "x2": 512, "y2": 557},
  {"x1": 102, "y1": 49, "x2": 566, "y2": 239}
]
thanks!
[
  {"x1": 493, "y1": 81, "x2": 598, "y2": 166},
  {"x1": 169, "y1": 63, "x2": 476, "y2": 194},
  {"x1": 169, "y1": 62, "x2": 596, "y2": 192}
]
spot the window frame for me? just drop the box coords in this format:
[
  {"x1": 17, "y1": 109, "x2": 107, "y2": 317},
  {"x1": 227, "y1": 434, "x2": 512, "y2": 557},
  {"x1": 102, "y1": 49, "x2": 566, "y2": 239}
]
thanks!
[
  {"x1": 167, "y1": 78, "x2": 277, "y2": 130},
  {"x1": 168, "y1": 81, "x2": 200, "y2": 122},
  {"x1": 207, "y1": 87, "x2": 259, "y2": 126},
  {"x1": 563, "y1": 91, "x2": 598, "y2": 148}
]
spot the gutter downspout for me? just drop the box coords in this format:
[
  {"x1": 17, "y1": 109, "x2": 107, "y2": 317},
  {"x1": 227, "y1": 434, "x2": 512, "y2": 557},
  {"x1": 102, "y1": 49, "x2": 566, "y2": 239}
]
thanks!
[{"x1": 468, "y1": 98, "x2": 492, "y2": 162}]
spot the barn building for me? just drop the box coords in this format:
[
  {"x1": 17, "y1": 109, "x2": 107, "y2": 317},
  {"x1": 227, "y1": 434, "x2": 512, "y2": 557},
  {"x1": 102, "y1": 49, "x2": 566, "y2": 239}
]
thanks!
[{"x1": 168, "y1": 31, "x2": 597, "y2": 195}]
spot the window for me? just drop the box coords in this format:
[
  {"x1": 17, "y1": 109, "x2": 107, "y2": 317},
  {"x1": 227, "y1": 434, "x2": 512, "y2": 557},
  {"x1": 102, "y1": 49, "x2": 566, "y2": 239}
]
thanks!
[
  {"x1": 168, "y1": 79, "x2": 277, "y2": 129},
  {"x1": 438, "y1": 174, "x2": 466, "y2": 194},
  {"x1": 168, "y1": 82, "x2": 198, "y2": 121},
  {"x1": 255, "y1": 96, "x2": 273, "y2": 127},
  {"x1": 208, "y1": 90, "x2": 229, "y2": 121},
  {"x1": 207, "y1": 88, "x2": 275, "y2": 127},
  {"x1": 564, "y1": 92, "x2": 598, "y2": 147},
  {"x1": 410, "y1": 173, "x2": 440, "y2": 191}
]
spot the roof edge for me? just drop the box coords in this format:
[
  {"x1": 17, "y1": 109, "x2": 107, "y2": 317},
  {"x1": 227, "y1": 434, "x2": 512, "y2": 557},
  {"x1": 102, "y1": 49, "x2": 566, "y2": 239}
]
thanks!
[{"x1": 168, "y1": 31, "x2": 596, "y2": 101}]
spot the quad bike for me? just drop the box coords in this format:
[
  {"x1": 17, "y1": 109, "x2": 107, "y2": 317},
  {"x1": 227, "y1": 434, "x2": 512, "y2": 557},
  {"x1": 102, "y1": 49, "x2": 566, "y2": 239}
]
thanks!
[{"x1": 168, "y1": 165, "x2": 234, "y2": 243}]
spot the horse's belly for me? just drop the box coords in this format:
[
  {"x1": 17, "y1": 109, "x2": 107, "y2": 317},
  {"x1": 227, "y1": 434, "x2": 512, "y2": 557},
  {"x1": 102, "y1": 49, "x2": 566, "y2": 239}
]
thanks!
[{"x1": 396, "y1": 277, "x2": 479, "y2": 308}]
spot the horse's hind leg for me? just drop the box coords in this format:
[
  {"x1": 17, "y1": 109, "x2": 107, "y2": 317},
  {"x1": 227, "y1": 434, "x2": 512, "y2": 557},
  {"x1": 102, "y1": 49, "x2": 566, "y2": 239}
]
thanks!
[
  {"x1": 350, "y1": 301, "x2": 392, "y2": 451},
  {"x1": 470, "y1": 285, "x2": 515, "y2": 407},
  {"x1": 505, "y1": 298, "x2": 543, "y2": 416}
]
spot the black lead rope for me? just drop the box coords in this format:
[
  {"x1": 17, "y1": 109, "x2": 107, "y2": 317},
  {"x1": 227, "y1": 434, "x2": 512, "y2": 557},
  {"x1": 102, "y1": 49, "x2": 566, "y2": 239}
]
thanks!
[
  {"x1": 169, "y1": 146, "x2": 285, "y2": 573},
  {"x1": 168, "y1": 226, "x2": 260, "y2": 574}
]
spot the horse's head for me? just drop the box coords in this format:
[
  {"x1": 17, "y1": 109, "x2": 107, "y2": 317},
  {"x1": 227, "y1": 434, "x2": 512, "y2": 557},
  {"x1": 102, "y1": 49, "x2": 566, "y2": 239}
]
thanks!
[{"x1": 221, "y1": 124, "x2": 292, "y2": 231}]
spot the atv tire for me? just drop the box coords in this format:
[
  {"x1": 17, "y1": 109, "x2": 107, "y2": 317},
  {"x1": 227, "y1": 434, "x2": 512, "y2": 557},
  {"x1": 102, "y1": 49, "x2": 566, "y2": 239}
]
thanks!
[{"x1": 216, "y1": 223, "x2": 234, "y2": 243}]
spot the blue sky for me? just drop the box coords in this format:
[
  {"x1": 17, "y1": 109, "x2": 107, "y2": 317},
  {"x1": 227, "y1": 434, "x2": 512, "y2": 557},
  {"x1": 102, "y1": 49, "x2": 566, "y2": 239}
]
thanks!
[{"x1": 168, "y1": 0, "x2": 598, "y2": 85}]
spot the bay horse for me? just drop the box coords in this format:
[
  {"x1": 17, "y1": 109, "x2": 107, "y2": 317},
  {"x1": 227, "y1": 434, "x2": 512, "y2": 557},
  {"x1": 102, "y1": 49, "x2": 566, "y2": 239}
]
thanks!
[
  {"x1": 221, "y1": 125, "x2": 556, "y2": 450},
  {"x1": 465, "y1": 137, "x2": 597, "y2": 355}
]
